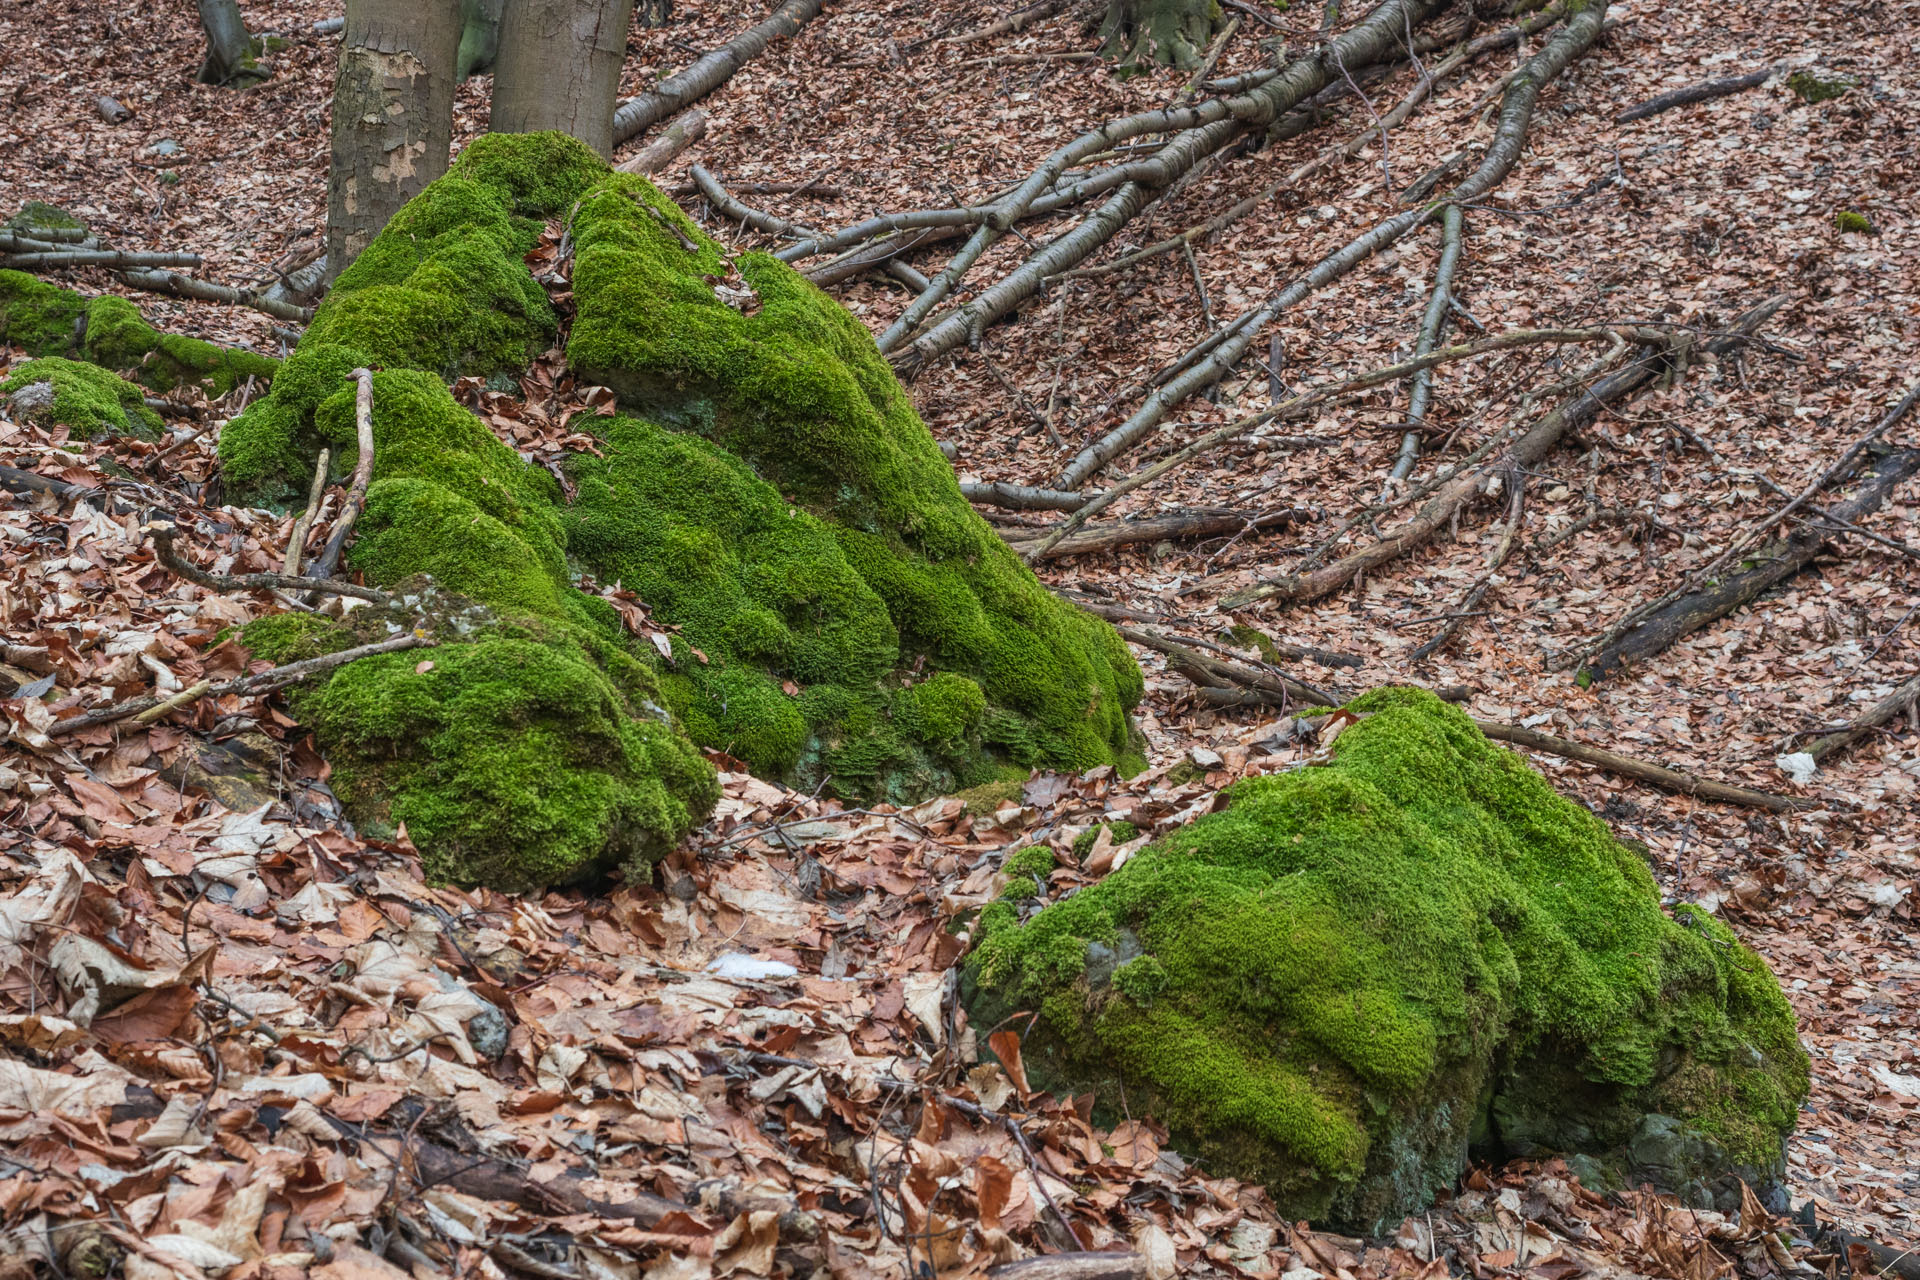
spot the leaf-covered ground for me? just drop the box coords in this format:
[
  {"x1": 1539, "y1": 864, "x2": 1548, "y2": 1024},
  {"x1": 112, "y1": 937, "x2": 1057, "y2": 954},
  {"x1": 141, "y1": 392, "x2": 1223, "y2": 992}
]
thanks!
[{"x1": 1, "y1": 0, "x2": 1915, "y2": 1276}]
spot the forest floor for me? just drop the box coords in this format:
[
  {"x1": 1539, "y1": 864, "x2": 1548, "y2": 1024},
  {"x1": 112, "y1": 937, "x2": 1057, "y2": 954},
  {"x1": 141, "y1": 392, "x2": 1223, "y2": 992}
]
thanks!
[{"x1": 0, "y1": 0, "x2": 1916, "y2": 1278}]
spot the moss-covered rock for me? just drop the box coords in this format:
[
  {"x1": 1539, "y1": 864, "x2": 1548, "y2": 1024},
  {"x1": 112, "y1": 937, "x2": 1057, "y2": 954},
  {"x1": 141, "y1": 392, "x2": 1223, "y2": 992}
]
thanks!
[
  {"x1": 218, "y1": 131, "x2": 1143, "y2": 891},
  {"x1": 0, "y1": 357, "x2": 164, "y2": 440},
  {"x1": 6, "y1": 201, "x2": 88, "y2": 240},
  {"x1": 964, "y1": 688, "x2": 1807, "y2": 1231},
  {"x1": 1835, "y1": 210, "x2": 1876, "y2": 236},
  {"x1": 566, "y1": 171, "x2": 1143, "y2": 788},
  {"x1": 0, "y1": 272, "x2": 277, "y2": 393}
]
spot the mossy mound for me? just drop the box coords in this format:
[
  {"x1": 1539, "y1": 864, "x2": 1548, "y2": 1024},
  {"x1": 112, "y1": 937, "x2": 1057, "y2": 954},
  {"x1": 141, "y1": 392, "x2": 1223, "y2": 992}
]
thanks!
[
  {"x1": 964, "y1": 688, "x2": 1807, "y2": 1232},
  {"x1": 565, "y1": 172, "x2": 1142, "y2": 785},
  {"x1": 0, "y1": 357, "x2": 163, "y2": 440},
  {"x1": 6, "y1": 202, "x2": 88, "y2": 239},
  {"x1": 1787, "y1": 69, "x2": 1856, "y2": 105},
  {"x1": 0, "y1": 272, "x2": 277, "y2": 394},
  {"x1": 217, "y1": 131, "x2": 1144, "y2": 889}
]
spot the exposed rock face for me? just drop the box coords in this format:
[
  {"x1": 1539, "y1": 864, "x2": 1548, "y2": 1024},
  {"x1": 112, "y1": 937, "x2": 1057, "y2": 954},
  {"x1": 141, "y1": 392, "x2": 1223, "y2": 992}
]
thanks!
[
  {"x1": 964, "y1": 689, "x2": 1807, "y2": 1232},
  {"x1": 218, "y1": 132, "x2": 1143, "y2": 891}
]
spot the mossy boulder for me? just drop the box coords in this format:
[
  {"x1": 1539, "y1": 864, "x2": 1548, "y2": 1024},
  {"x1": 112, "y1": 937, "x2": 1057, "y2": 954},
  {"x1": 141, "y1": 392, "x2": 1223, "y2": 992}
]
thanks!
[
  {"x1": 964, "y1": 688, "x2": 1807, "y2": 1232},
  {"x1": 6, "y1": 201, "x2": 89, "y2": 240},
  {"x1": 217, "y1": 131, "x2": 1144, "y2": 890},
  {"x1": 0, "y1": 272, "x2": 277, "y2": 394},
  {"x1": 1, "y1": 358, "x2": 163, "y2": 440}
]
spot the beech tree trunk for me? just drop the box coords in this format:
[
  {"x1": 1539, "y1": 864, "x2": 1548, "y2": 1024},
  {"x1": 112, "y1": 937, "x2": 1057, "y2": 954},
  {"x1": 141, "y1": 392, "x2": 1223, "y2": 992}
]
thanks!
[
  {"x1": 196, "y1": 0, "x2": 269, "y2": 86},
  {"x1": 1098, "y1": 0, "x2": 1222, "y2": 70},
  {"x1": 490, "y1": 0, "x2": 634, "y2": 160},
  {"x1": 458, "y1": 0, "x2": 506, "y2": 78},
  {"x1": 325, "y1": 0, "x2": 463, "y2": 284}
]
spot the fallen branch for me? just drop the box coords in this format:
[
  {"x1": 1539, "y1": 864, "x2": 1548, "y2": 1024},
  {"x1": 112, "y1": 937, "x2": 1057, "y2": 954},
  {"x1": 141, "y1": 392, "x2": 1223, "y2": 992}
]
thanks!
[
  {"x1": 1576, "y1": 447, "x2": 1920, "y2": 684},
  {"x1": 1221, "y1": 297, "x2": 1783, "y2": 609},
  {"x1": 960, "y1": 480, "x2": 1090, "y2": 511},
  {"x1": 1616, "y1": 66, "x2": 1774, "y2": 123},
  {"x1": 1056, "y1": 0, "x2": 1610, "y2": 488},
  {"x1": 883, "y1": 0, "x2": 1446, "y2": 364},
  {"x1": 615, "y1": 107, "x2": 707, "y2": 174},
  {"x1": 689, "y1": 165, "x2": 927, "y2": 291},
  {"x1": 48, "y1": 633, "x2": 428, "y2": 737},
  {"x1": 0, "y1": 464, "x2": 91, "y2": 502},
  {"x1": 667, "y1": 179, "x2": 843, "y2": 199},
  {"x1": 1476, "y1": 722, "x2": 1814, "y2": 812},
  {"x1": 1002, "y1": 506, "x2": 1316, "y2": 560},
  {"x1": 151, "y1": 522, "x2": 389, "y2": 604},
  {"x1": 117, "y1": 267, "x2": 317, "y2": 324},
  {"x1": 939, "y1": 0, "x2": 1072, "y2": 46},
  {"x1": 1032, "y1": 323, "x2": 1668, "y2": 561},
  {"x1": 283, "y1": 448, "x2": 332, "y2": 576},
  {"x1": 988, "y1": 1255, "x2": 1146, "y2": 1280},
  {"x1": 611, "y1": 0, "x2": 826, "y2": 147},
  {"x1": 3, "y1": 249, "x2": 201, "y2": 271},
  {"x1": 306, "y1": 368, "x2": 376, "y2": 589},
  {"x1": 1113, "y1": 624, "x2": 1339, "y2": 708},
  {"x1": 1389, "y1": 203, "x2": 1463, "y2": 489},
  {"x1": 131, "y1": 679, "x2": 212, "y2": 726},
  {"x1": 1804, "y1": 672, "x2": 1920, "y2": 764}
]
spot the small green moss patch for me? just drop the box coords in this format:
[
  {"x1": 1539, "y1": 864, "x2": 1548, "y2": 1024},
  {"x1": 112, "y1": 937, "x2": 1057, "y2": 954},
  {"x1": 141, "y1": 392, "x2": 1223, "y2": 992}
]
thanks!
[{"x1": 0, "y1": 357, "x2": 163, "y2": 440}]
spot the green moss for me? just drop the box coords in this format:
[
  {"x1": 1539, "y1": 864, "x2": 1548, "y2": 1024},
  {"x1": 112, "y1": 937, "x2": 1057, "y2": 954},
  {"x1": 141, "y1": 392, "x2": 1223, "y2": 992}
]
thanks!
[
  {"x1": 955, "y1": 775, "x2": 1027, "y2": 816},
  {"x1": 1003, "y1": 844, "x2": 1056, "y2": 881},
  {"x1": 220, "y1": 134, "x2": 613, "y2": 509},
  {"x1": 1071, "y1": 820, "x2": 1139, "y2": 858},
  {"x1": 241, "y1": 612, "x2": 357, "y2": 665},
  {"x1": 81, "y1": 296, "x2": 277, "y2": 394},
  {"x1": 6, "y1": 202, "x2": 87, "y2": 237},
  {"x1": 965, "y1": 688, "x2": 1807, "y2": 1230},
  {"x1": 563, "y1": 176, "x2": 1142, "y2": 785},
  {"x1": 1835, "y1": 210, "x2": 1876, "y2": 235},
  {"x1": 0, "y1": 270, "x2": 90, "y2": 357},
  {"x1": 0, "y1": 358, "x2": 163, "y2": 440},
  {"x1": 1788, "y1": 69, "x2": 1856, "y2": 104},
  {"x1": 310, "y1": 628, "x2": 715, "y2": 891}
]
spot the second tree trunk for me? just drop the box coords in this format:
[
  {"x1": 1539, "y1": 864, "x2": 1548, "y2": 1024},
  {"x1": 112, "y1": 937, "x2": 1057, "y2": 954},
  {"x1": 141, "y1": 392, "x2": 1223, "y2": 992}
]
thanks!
[{"x1": 490, "y1": 0, "x2": 634, "y2": 159}]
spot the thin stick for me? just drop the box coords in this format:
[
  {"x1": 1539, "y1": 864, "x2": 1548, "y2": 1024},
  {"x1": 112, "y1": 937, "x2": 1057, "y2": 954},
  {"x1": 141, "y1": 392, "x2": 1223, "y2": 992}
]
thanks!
[
  {"x1": 131, "y1": 679, "x2": 213, "y2": 726},
  {"x1": 49, "y1": 634, "x2": 429, "y2": 737},
  {"x1": 152, "y1": 522, "x2": 392, "y2": 604},
  {"x1": 1387, "y1": 203, "x2": 1463, "y2": 493},
  {"x1": 1478, "y1": 722, "x2": 1814, "y2": 811},
  {"x1": 306, "y1": 368, "x2": 376, "y2": 589},
  {"x1": 283, "y1": 448, "x2": 331, "y2": 576}
]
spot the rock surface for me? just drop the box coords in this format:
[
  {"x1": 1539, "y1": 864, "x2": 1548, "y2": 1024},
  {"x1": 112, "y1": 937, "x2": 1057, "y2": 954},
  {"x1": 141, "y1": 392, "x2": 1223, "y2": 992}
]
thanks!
[{"x1": 964, "y1": 688, "x2": 1808, "y2": 1232}]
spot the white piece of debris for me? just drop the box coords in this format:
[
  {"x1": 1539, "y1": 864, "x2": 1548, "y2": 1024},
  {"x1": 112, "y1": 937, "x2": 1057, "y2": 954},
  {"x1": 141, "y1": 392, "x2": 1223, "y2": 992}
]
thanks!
[
  {"x1": 1775, "y1": 752, "x2": 1818, "y2": 784},
  {"x1": 706, "y1": 953, "x2": 800, "y2": 982}
]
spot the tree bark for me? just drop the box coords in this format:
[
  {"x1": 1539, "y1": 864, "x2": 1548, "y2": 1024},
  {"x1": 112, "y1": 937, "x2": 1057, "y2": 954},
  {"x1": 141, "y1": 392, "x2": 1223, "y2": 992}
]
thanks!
[
  {"x1": 490, "y1": 0, "x2": 633, "y2": 159},
  {"x1": 457, "y1": 0, "x2": 506, "y2": 78},
  {"x1": 197, "y1": 0, "x2": 270, "y2": 86},
  {"x1": 324, "y1": 0, "x2": 463, "y2": 285},
  {"x1": 1099, "y1": 0, "x2": 1222, "y2": 71}
]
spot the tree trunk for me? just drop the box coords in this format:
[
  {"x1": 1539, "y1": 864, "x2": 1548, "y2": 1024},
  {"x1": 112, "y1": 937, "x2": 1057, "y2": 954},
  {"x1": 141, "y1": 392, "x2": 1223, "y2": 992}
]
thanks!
[
  {"x1": 458, "y1": 0, "x2": 506, "y2": 78},
  {"x1": 1098, "y1": 0, "x2": 1222, "y2": 71},
  {"x1": 490, "y1": 0, "x2": 634, "y2": 160},
  {"x1": 324, "y1": 0, "x2": 462, "y2": 285},
  {"x1": 196, "y1": 0, "x2": 270, "y2": 86}
]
